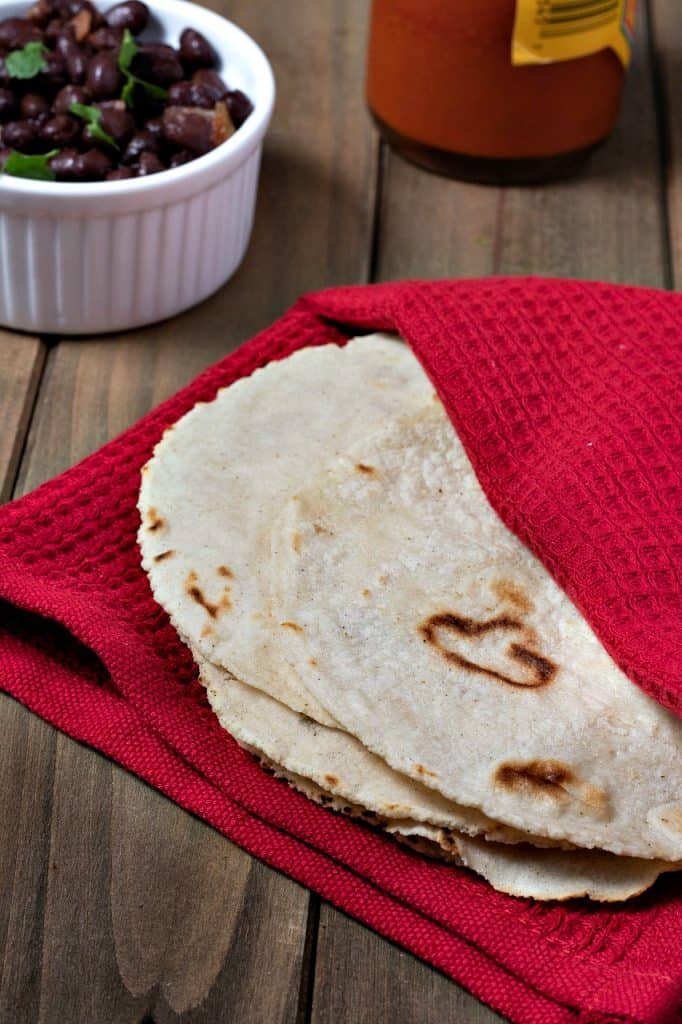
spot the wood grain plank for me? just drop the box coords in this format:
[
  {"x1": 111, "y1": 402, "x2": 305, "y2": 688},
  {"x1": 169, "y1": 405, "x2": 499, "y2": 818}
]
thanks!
[
  {"x1": 0, "y1": 333, "x2": 45, "y2": 502},
  {"x1": 2, "y1": 2, "x2": 376, "y2": 1022},
  {"x1": 0, "y1": 707, "x2": 56, "y2": 1024},
  {"x1": 312, "y1": 9, "x2": 668, "y2": 1024},
  {"x1": 28, "y1": 741, "x2": 307, "y2": 1024},
  {"x1": 650, "y1": 0, "x2": 681, "y2": 287},
  {"x1": 312, "y1": 906, "x2": 503, "y2": 1024}
]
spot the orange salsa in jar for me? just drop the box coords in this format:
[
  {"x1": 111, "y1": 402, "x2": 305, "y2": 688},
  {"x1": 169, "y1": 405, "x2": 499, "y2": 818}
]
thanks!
[{"x1": 366, "y1": 0, "x2": 630, "y2": 185}]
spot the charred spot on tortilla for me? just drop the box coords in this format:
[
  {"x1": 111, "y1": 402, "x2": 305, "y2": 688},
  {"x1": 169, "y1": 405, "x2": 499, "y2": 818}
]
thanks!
[
  {"x1": 200, "y1": 623, "x2": 214, "y2": 638},
  {"x1": 308, "y1": 657, "x2": 318, "y2": 667},
  {"x1": 355, "y1": 463, "x2": 376, "y2": 475},
  {"x1": 440, "y1": 831, "x2": 459, "y2": 850},
  {"x1": 291, "y1": 531, "x2": 302, "y2": 553},
  {"x1": 146, "y1": 507, "x2": 165, "y2": 532},
  {"x1": 419, "y1": 611, "x2": 556, "y2": 687},
  {"x1": 281, "y1": 621, "x2": 304, "y2": 632},
  {"x1": 423, "y1": 611, "x2": 521, "y2": 637},
  {"x1": 153, "y1": 549, "x2": 175, "y2": 563},
  {"x1": 184, "y1": 570, "x2": 231, "y2": 618},
  {"x1": 494, "y1": 760, "x2": 610, "y2": 815},
  {"x1": 324, "y1": 773, "x2": 340, "y2": 786},
  {"x1": 494, "y1": 760, "x2": 574, "y2": 799},
  {"x1": 493, "y1": 579, "x2": 534, "y2": 614},
  {"x1": 415, "y1": 763, "x2": 438, "y2": 779},
  {"x1": 217, "y1": 565, "x2": 234, "y2": 578},
  {"x1": 508, "y1": 644, "x2": 556, "y2": 683},
  {"x1": 362, "y1": 588, "x2": 371, "y2": 598}
]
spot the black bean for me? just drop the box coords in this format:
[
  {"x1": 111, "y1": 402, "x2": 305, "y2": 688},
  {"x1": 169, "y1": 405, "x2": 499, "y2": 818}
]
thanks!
[
  {"x1": 144, "y1": 115, "x2": 163, "y2": 138},
  {"x1": 167, "y1": 80, "x2": 213, "y2": 110},
  {"x1": 168, "y1": 146, "x2": 192, "y2": 168},
  {"x1": 99, "y1": 102, "x2": 134, "y2": 145},
  {"x1": 78, "y1": 147, "x2": 113, "y2": 177},
  {"x1": 0, "y1": 87, "x2": 17, "y2": 123},
  {"x1": 20, "y1": 92, "x2": 50, "y2": 119},
  {"x1": 179, "y1": 28, "x2": 215, "y2": 70},
  {"x1": 44, "y1": 17, "x2": 64, "y2": 44},
  {"x1": 41, "y1": 50, "x2": 68, "y2": 88},
  {"x1": 167, "y1": 80, "x2": 193, "y2": 106},
  {"x1": 132, "y1": 44, "x2": 183, "y2": 86},
  {"x1": 190, "y1": 68, "x2": 227, "y2": 102},
  {"x1": 0, "y1": 18, "x2": 43, "y2": 50},
  {"x1": 104, "y1": 0, "x2": 148, "y2": 34},
  {"x1": 51, "y1": 145, "x2": 112, "y2": 179},
  {"x1": 191, "y1": 82, "x2": 219, "y2": 109},
  {"x1": 56, "y1": 34, "x2": 88, "y2": 83},
  {"x1": 53, "y1": 82, "x2": 89, "y2": 113},
  {"x1": 49, "y1": 145, "x2": 80, "y2": 177},
  {"x1": 86, "y1": 50, "x2": 122, "y2": 98},
  {"x1": 162, "y1": 105, "x2": 210, "y2": 153},
  {"x1": 40, "y1": 112, "x2": 80, "y2": 145},
  {"x1": 26, "y1": 0, "x2": 54, "y2": 26},
  {"x1": 122, "y1": 128, "x2": 158, "y2": 163},
  {"x1": 226, "y1": 88, "x2": 253, "y2": 128},
  {"x1": 139, "y1": 41, "x2": 175, "y2": 58},
  {"x1": 136, "y1": 149, "x2": 164, "y2": 175},
  {"x1": 87, "y1": 25, "x2": 121, "y2": 49},
  {"x1": 105, "y1": 165, "x2": 133, "y2": 179},
  {"x1": 2, "y1": 118, "x2": 39, "y2": 151}
]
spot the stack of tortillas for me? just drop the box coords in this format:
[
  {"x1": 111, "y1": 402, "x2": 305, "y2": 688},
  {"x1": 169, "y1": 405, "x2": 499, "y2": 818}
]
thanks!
[{"x1": 138, "y1": 336, "x2": 682, "y2": 902}]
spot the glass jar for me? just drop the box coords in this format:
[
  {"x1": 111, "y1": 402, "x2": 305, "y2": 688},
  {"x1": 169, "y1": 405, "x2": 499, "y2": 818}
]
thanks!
[{"x1": 366, "y1": 0, "x2": 627, "y2": 185}]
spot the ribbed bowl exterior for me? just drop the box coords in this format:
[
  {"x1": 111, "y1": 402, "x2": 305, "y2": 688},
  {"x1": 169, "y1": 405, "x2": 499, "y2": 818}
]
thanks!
[{"x1": 0, "y1": 148, "x2": 261, "y2": 335}]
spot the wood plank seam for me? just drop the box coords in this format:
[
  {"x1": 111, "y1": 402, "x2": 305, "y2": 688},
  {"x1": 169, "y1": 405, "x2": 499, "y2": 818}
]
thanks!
[
  {"x1": 368, "y1": 138, "x2": 387, "y2": 284},
  {"x1": 646, "y1": 0, "x2": 674, "y2": 290},
  {"x1": 1, "y1": 341, "x2": 47, "y2": 505},
  {"x1": 295, "y1": 894, "x2": 321, "y2": 1024}
]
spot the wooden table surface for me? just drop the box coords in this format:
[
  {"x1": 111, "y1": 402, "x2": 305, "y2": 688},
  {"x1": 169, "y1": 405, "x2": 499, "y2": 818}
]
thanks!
[{"x1": 2, "y1": 3, "x2": 681, "y2": 1022}]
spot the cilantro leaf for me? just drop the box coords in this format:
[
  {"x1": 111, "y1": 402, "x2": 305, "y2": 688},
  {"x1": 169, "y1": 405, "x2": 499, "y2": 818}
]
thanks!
[
  {"x1": 69, "y1": 102, "x2": 118, "y2": 148},
  {"x1": 120, "y1": 74, "x2": 136, "y2": 107},
  {"x1": 6, "y1": 40, "x2": 48, "y2": 80},
  {"x1": 117, "y1": 28, "x2": 168, "y2": 108},
  {"x1": 118, "y1": 28, "x2": 138, "y2": 74},
  {"x1": 120, "y1": 71, "x2": 169, "y2": 109},
  {"x1": 2, "y1": 149, "x2": 59, "y2": 181}
]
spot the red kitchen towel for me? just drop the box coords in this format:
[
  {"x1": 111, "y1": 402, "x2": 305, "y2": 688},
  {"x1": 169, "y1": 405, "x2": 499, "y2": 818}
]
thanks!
[{"x1": 1, "y1": 277, "x2": 681, "y2": 1024}]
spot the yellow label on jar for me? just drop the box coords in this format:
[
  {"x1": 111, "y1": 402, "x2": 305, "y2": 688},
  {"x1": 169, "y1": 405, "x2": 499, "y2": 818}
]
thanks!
[{"x1": 512, "y1": 0, "x2": 636, "y2": 68}]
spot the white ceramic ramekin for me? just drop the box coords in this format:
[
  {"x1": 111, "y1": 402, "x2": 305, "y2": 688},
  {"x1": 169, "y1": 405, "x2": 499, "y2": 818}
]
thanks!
[{"x1": 0, "y1": 0, "x2": 274, "y2": 334}]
